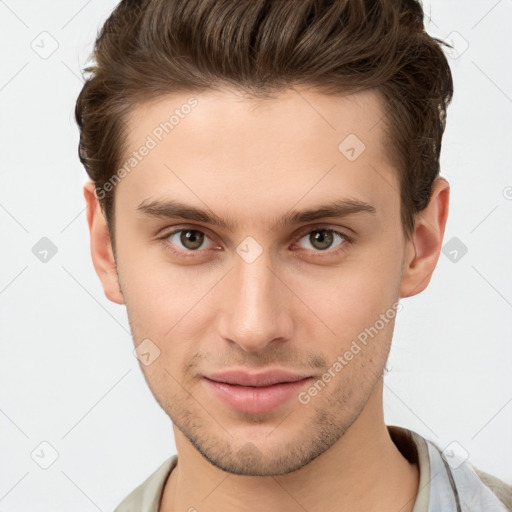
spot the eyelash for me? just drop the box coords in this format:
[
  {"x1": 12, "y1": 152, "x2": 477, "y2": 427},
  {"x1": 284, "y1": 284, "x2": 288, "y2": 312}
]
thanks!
[{"x1": 158, "y1": 225, "x2": 353, "y2": 260}]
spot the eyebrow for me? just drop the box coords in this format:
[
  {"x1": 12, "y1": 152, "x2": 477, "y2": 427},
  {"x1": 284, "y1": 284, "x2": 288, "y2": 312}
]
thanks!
[{"x1": 136, "y1": 197, "x2": 376, "y2": 231}]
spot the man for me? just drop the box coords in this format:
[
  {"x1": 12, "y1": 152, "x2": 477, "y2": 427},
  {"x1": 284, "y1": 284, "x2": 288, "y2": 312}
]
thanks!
[{"x1": 76, "y1": 0, "x2": 511, "y2": 511}]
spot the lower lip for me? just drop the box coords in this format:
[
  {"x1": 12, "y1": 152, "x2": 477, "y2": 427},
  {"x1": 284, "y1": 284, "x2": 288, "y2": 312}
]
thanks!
[{"x1": 203, "y1": 377, "x2": 312, "y2": 414}]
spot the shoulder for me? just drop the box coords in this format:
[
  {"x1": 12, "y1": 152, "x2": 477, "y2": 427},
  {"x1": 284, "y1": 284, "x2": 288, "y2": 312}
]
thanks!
[
  {"x1": 472, "y1": 465, "x2": 512, "y2": 511},
  {"x1": 408, "y1": 429, "x2": 511, "y2": 512},
  {"x1": 113, "y1": 455, "x2": 178, "y2": 512}
]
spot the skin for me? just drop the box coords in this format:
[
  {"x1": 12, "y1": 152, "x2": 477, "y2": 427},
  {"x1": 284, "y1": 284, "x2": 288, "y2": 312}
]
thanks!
[{"x1": 84, "y1": 86, "x2": 449, "y2": 512}]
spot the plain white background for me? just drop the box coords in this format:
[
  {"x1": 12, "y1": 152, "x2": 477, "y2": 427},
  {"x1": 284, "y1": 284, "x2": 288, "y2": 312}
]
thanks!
[{"x1": 1, "y1": 1, "x2": 511, "y2": 510}]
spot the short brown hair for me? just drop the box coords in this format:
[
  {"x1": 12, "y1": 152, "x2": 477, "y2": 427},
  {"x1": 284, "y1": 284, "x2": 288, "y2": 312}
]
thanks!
[{"x1": 75, "y1": 0, "x2": 453, "y2": 246}]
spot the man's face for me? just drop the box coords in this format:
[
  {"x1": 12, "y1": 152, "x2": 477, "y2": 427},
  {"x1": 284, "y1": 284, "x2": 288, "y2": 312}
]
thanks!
[{"x1": 111, "y1": 87, "x2": 408, "y2": 475}]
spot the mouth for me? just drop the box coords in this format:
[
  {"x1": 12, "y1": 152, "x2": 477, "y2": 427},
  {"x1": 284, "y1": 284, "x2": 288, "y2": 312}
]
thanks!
[{"x1": 202, "y1": 369, "x2": 313, "y2": 414}]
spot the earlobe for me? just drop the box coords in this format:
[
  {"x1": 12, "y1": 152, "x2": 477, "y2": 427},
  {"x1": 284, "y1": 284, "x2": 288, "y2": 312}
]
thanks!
[
  {"x1": 83, "y1": 181, "x2": 125, "y2": 305},
  {"x1": 399, "y1": 177, "x2": 450, "y2": 298}
]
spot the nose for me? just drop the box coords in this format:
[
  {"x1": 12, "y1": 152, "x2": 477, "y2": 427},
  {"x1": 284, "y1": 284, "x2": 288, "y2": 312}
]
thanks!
[{"x1": 218, "y1": 251, "x2": 293, "y2": 353}]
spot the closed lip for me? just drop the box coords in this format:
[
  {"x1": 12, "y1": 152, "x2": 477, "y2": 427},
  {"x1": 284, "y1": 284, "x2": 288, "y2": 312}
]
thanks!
[{"x1": 204, "y1": 369, "x2": 312, "y2": 387}]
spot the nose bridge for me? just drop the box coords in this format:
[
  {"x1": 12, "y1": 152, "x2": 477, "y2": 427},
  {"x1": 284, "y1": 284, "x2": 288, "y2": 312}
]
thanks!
[{"x1": 220, "y1": 247, "x2": 290, "y2": 352}]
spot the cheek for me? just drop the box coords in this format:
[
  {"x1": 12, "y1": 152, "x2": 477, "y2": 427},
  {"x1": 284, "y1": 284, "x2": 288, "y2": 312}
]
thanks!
[
  {"x1": 296, "y1": 249, "x2": 402, "y2": 339},
  {"x1": 117, "y1": 237, "x2": 208, "y2": 329},
  {"x1": 118, "y1": 222, "x2": 403, "y2": 363},
  {"x1": 117, "y1": 246, "x2": 218, "y2": 378}
]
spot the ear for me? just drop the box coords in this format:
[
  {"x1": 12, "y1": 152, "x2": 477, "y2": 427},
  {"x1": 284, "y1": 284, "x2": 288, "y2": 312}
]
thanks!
[
  {"x1": 83, "y1": 181, "x2": 125, "y2": 305},
  {"x1": 399, "y1": 177, "x2": 450, "y2": 298}
]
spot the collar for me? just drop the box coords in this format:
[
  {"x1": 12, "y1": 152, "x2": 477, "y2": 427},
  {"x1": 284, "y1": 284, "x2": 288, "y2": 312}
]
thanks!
[{"x1": 388, "y1": 425, "x2": 508, "y2": 512}]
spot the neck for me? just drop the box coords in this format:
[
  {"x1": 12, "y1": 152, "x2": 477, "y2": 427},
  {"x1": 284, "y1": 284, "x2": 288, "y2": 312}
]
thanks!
[{"x1": 160, "y1": 379, "x2": 419, "y2": 512}]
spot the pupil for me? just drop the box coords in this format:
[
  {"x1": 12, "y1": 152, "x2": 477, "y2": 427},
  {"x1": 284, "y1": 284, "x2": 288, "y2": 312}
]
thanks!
[
  {"x1": 311, "y1": 230, "x2": 333, "y2": 250},
  {"x1": 181, "y1": 230, "x2": 203, "y2": 250}
]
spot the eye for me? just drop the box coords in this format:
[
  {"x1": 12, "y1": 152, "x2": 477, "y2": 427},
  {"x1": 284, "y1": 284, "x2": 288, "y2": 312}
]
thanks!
[
  {"x1": 165, "y1": 228, "x2": 218, "y2": 252},
  {"x1": 295, "y1": 228, "x2": 349, "y2": 253},
  {"x1": 159, "y1": 226, "x2": 352, "y2": 259}
]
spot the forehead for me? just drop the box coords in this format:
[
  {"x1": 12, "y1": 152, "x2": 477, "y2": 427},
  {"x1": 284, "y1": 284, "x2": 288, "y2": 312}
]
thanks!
[
  {"x1": 124, "y1": 85, "x2": 388, "y2": 158},
  {"x1": 116, "y1": 86, "x2": 398, "y2": 227}
]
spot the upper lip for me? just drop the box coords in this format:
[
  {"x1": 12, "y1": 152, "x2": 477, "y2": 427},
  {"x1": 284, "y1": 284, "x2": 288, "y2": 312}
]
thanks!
[{"x1": 204, "y1": 369, "x2": 312, "y2": 387}]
